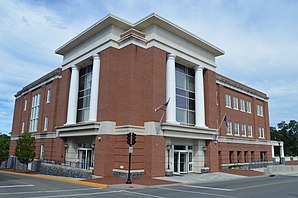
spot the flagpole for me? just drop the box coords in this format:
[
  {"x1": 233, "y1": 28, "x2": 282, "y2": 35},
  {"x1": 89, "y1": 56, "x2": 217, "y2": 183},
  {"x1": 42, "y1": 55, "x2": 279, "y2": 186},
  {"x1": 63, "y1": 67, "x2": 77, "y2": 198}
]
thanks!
[{"x1": 215, "y1": 113, "x2": 227, "y2": 141}]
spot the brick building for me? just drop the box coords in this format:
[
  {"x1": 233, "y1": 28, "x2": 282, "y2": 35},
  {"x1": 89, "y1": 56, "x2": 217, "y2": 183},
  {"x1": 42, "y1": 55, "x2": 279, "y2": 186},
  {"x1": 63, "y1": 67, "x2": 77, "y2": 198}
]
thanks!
[{"x1": 9, "y1": 14, "x2": 283, "y2": 177}]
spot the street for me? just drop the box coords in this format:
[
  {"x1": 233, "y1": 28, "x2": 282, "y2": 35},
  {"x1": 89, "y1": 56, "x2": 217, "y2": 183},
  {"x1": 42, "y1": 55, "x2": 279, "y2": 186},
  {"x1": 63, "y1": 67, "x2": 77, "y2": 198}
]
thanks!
[{"x1": 1, "y1": 171, "x2": 298, "y2": 198}]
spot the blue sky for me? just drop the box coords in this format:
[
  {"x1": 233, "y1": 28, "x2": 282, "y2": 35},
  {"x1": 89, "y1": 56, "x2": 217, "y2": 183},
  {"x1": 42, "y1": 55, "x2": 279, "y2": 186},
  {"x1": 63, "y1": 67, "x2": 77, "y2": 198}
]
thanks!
[{"x1": 0, "y1": 0, "x2": 297, "y2": 134}]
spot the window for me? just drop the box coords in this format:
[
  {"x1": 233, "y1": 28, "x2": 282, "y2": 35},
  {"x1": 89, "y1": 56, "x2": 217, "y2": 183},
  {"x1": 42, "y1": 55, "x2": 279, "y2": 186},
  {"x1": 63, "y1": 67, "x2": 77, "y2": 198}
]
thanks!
[
  {"x1": 226, "y1": 121, "x2": 232, "y2": 135},
  {"x1": 233, "y1": 97, "x2": 238, "y2": 110},
  {"x1": 241, "y1": 124, "x2": 246, "y2": 136},
  {"x1": 257, "y1": 105, "x2": 263, "y2": 116},
  {"x1": 29, "y1": 94, "x2": 40, "y2": 132},
  {"x1": 40, "y1": 144, "x2": 44, "y2": 160},
  {"x1": 46, "y1": 89, "x2": 51, "y2": 103},
  {"x1": 77, "y1": 65, "x2": 92, "y2": 122},
  {"x1": 240, "y1": 99, "x2": 245, "y2": 112},
  {"x1": 246, "y1": 101, "x2": 252, "y2": 113},
  {"x1": 248, "y1": 124, "x2": 253, "y2": 137},
  {"x1": 258, "y1": 127, "x2": 265, "y2": 138},
  {"x1": 44, "y1": 116, "x2": 48, "y2": 131},
  {"x1": 225, "y1": 94, "x2": 231, "y2": 108},
  {"x1": 21, "y1": 122, "x2": 25, "y2": 133},
  {"x1": 176, "y1": 64, "x2": 195, "y2": 125},
  {"x1": 234, "y1": 122, "x2": 239, "y2": 136},
  {"x1": 24, "y1": 99, "x2": 27, "y2": 111}
]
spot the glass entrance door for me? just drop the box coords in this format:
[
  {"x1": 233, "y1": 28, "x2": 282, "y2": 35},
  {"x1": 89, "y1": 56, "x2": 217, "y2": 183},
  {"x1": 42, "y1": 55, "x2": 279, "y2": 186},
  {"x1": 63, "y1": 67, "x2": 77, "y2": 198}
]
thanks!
[
  {"x1": 78, "y1": 148, "x2": 93, "y2": 169},
  {"x1": 174, "y1": 151, "x2": 188, "y2": 174}
]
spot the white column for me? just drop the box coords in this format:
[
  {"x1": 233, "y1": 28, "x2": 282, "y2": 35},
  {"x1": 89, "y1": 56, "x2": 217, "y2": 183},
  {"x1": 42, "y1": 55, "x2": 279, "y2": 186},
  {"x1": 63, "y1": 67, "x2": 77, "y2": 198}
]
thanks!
[
  {"x1": 280, "y1": 143, "x2": 285, "y2": 157},
  {"x1": 89, "y1": 54, "x2": 100, "y2": 122},
  {"x1": 272, "y1": 145, "x2": 275, "y2": 157},
  {"x1": 166, "y1": 53, "x2": 178, "y2": 124},
  {"x1": 66, "y1": 65, "x2": 80, "y2": 125},
  {"x1": 194, "y1": 66, "x2": 206, "y2": 128}
]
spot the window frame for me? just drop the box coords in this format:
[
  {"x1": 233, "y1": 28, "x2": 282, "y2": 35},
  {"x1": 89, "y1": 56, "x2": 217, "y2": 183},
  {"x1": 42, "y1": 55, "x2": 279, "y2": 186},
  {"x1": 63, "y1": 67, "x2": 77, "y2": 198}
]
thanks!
[
  {"x1": 246, "y1": 101, "x2": 252, "y2": 113},
  {"x1": 234, "y1": 122, "x2": 240, "y2": 136},
  {"x1": 233, "y1": 97, "x2": 239, "y2": 110},
  {"x1": 240, "y1": 99, "x2": 245, "y2": 112},
  {"x1": 226, "y1": 121, "x2": 232, "y2": 135},
  {"x1": 257, "y1": 105, "x2": 263, "y2": 116},
  {"x1": 46, "y1": 89, "x2": 51, "y2": 103},
  {"x1": 44, "y1": 116, "x2": 49, "y2": 131},
  {"x1": 241, "y1": 124, "x2": 247, "y2": 136},
  {"x1": 225, "y1": 94, "x2": 231, "y2": 108},
  {"x1": 29, "y1": 93, "x2": 40, "y2": 132},
  {"x1": 248, "y1": 124, "x2": 253, "y2": 137},
  {"x1": 24, "y1": 99, "x2": 27, "y2": 111}
]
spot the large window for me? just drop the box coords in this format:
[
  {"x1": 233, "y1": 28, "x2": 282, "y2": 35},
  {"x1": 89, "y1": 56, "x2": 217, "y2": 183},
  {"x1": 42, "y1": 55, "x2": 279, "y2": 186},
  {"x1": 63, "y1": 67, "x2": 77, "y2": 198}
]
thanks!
[
  {"x1": 29, "y1": 93, "x2": 40, "y2": 132},
  {"x1": 44, "y1": 116, "x2": 49, "y2": 131},
  {"x1": 77, "y1": 65, "x2": 92, "y2": 122},
  {"x1": 176, "y1": 64, "x2": 195, "y2": 125}
]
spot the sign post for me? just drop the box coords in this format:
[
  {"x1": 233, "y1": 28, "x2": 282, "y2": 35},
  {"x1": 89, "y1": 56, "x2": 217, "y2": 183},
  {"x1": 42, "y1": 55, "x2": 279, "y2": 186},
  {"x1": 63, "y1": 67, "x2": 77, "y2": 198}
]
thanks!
[{"x1": 126, "y1": 132, "x2": 136, "y2": 184}]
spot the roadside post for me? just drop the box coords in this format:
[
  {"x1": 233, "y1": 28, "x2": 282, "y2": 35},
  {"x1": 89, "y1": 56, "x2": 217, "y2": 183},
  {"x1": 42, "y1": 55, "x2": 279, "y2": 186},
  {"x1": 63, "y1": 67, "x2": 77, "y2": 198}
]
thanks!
[{"x1": 126, "y1": 132, "x2": 136, "y2": 184}]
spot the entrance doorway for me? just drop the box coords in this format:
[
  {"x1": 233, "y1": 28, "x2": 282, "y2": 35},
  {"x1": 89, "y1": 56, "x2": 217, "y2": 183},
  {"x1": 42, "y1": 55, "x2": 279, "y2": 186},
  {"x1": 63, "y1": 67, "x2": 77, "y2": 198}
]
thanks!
[
  {"x1": 78, "y1": 148, "x2": 93, "y2": 169},
  {"x1": 173, "y1": 145, "x2": 193, "y2": 174}
]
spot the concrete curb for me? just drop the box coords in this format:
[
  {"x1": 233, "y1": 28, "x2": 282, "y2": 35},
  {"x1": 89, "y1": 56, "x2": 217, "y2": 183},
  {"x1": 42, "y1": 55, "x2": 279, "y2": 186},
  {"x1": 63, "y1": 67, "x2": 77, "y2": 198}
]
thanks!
[{"x1": 0, "y1": 170, "x2": 108, "y2": 188}]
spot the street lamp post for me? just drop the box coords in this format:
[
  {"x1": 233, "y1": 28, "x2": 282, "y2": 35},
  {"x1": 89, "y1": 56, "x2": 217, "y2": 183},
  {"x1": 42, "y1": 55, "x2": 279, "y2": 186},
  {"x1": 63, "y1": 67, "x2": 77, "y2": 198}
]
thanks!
[{"x1": 165, "y1": 145, "x2": 173, "y2": 176}]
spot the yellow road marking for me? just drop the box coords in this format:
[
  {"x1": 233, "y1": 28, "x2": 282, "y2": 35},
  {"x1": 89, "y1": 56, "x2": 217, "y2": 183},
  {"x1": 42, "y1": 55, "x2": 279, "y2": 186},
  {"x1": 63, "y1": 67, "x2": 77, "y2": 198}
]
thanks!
[
  {"x1": 234, "y1": 179, "x2": 298, "y2": 190},
  {"x1": 0, "y1": 170, "x2": 108, "y2": 188}
]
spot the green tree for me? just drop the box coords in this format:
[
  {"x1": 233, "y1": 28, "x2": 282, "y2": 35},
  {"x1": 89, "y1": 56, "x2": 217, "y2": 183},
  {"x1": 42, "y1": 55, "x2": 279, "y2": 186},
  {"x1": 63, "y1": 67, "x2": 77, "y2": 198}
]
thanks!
[
  {"x1": 271, "y1": 120, "x2": 298, "y2": 156},
  {"x1": 15, "y1": 133, "x2": 35, "y2": 170},
  {"x1": 0, "y1": 134, "x2": 10, "y2": 164}
]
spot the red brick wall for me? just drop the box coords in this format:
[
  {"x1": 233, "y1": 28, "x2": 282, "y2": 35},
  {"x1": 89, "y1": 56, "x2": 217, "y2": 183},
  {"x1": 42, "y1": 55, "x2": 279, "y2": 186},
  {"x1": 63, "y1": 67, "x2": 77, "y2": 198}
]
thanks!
[
  {"x1": 204, "y1": 69, "x2": 217, "y2": 129},
  {"x1": 98, "y1": 45, "x2": 167, "y2": 125},
  {"x1": 93, "y1": 134, "x2": 165, "y2": 177},
  {"x1": 217, "y1": 83, "x2": 269, "y2": 141},
  {"x1": 218, "y1": 142, "x2": 271, "y2": 164}
]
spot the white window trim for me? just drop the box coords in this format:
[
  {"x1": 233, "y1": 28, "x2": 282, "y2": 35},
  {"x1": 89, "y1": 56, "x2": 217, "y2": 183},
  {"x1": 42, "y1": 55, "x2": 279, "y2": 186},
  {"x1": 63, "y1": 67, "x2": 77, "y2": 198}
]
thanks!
[
  {"x1": 21, "y1": 121, "x2": 25, "y2": 133},
  {"x1": 24, "y1": 99, "x2": 27, "y2": 111},
  {"x1": 29, "y1": 93, "x2": 40, "y2": 132},
  {"x1": 234, "y1": 122, "x2": 240, "y2": 136},
  {"x1": 46, "y1": 89, "x2": 51, "y2": 103},
  {"x1": 258, "y1": 127, "x2": 265, "y2": 138},
  {"x1": 225, "y1": 94, "x2": 231, "y2": 108},
  {"x1": 44, "y1": 116, "x2": 49, "y2": 131},
  {"x1": 240, "y1": 99, "x2": 246, "y2": 112},
  {"x1": 241, "y1": 124, "x2": 247, "y2": 136},
  {"x1": 246, "y1": 101, "x2": 252, "y2": 114},
  {"x1": 226, "y1": 121, "x2": 232, "y2": 135},
  {"x1": 248, "y1": 124, "x2": 253, "y2": 137},
  {"x1": 233, "y1": 97, "x2": 239, "y2": 110},
  {"x1": 257, "y1": 105, "x2": 264, "y2": 117}
]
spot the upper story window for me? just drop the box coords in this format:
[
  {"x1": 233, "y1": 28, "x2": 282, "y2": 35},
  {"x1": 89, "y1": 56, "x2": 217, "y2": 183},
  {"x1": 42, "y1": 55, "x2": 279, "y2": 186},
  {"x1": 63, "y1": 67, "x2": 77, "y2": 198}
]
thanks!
[
  {"x1": 233, "y1": 97, "x2": 238, "y2": 110},
  {"x1": 44, "y1": 116, "x2": 49, "y2": 131},
  {"x1": 248, "y1": 124, "x2": 253, "y2": 137},
  {"x1": 234, "y1": 122, "x2": 239, "y2": 136},
  {"x1": 176, "y1": 64, "x2": 195, "y2": 126},
  {"x1": 257, "y1": 105, "x2": 263, "y2": 116},
  {"x1": 258, "y1": 127, "x2": 265, "y2": 138},
  {"x1": 24, "y1": 99, "x2": 27, "y2": 111},
  {"x1": 240, "y1": 99, "x2": 245, "y2": 112},
  {"x1": 241, "y1": 124, "x2": 246, "y2": 136},
  {"x1": 77, "y1": 65, "x2": 92, "y2": 122},
  {"x1": 226, "y1": 121, "x2": 232, "y2": 135},
  {"x1": 225, "y1": 94, "x2": 231, "y2": 108},
  {"x1": 46, "y1": 89, "x2": 51, "y2": 103},
  {"x1": 21, "y1": 122, "x2": 25, "y2": 133},
  {"x1": 247, "y1": 101, "x2": 252, "y2": 113},
  {"x1": 29, "y1": 93, "x2": 40, "y2": 132}
]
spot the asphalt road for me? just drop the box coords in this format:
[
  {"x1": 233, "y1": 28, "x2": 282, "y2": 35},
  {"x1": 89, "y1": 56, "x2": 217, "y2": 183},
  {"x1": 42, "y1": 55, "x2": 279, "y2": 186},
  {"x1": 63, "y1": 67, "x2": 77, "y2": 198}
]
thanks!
[{"x1": 1, "y1": 171, "x2": 298, "y2": 198}]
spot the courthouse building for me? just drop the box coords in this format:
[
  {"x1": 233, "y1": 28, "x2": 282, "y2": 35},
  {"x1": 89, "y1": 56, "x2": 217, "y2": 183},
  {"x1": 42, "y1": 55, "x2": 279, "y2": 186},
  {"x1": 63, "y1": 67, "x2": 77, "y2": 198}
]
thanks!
[{"x1": 10, "y1": 14, "x2": 282, "y2": 177}]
